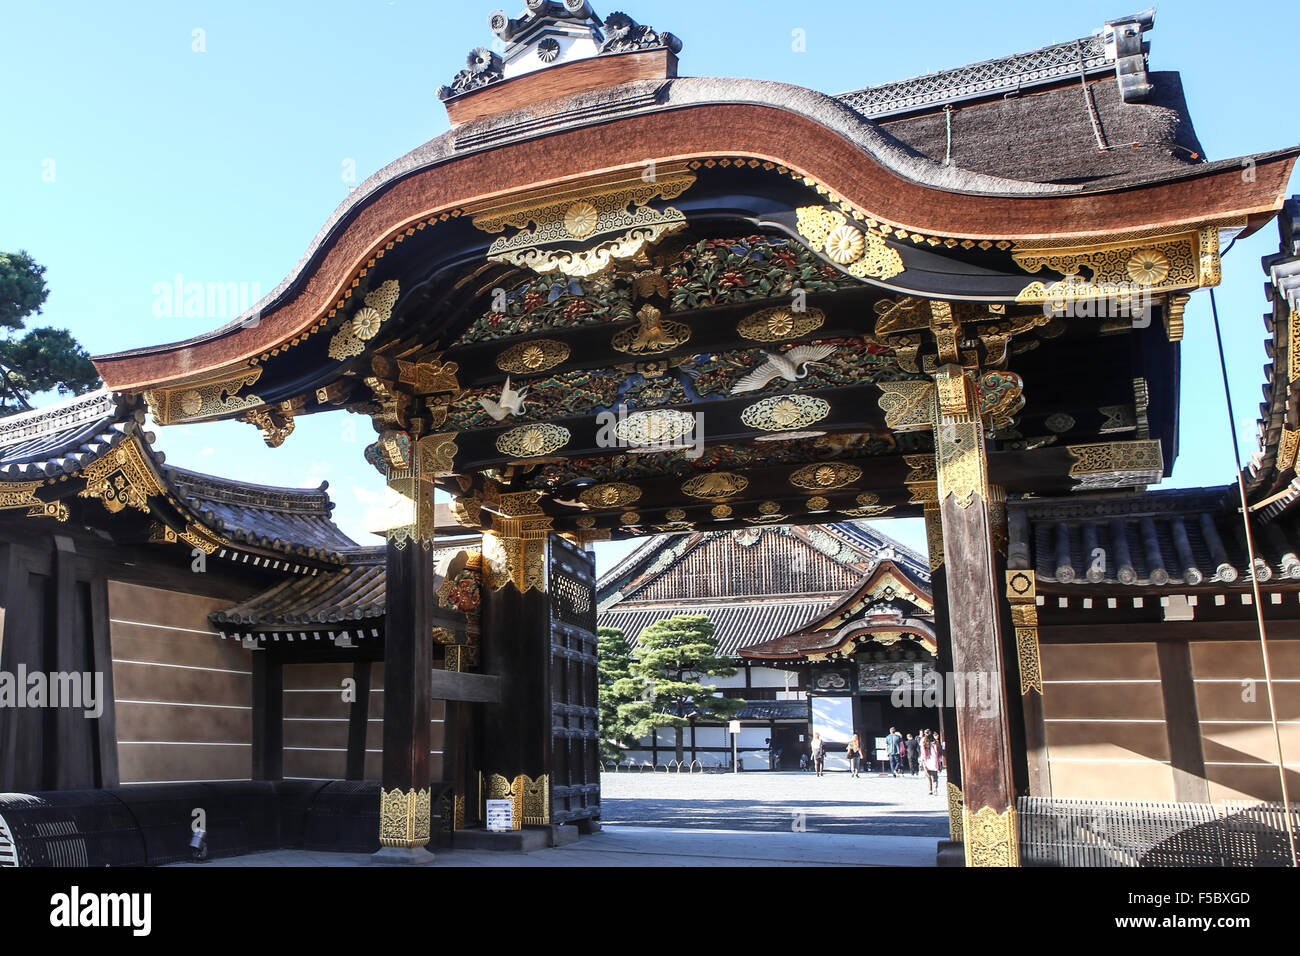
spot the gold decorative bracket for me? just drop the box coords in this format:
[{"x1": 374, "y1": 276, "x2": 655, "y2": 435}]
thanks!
[{"x1": 1006, "y1": 570, "x2": 1042, "y2": 695}]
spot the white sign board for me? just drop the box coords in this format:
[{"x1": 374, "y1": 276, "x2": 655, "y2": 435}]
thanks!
[
  {"x1": 728, "y1": 720, "x2": 742, "y2": 734},
  {"x1": 485, "y1": 799, "x2": 514, "y2": 832}
]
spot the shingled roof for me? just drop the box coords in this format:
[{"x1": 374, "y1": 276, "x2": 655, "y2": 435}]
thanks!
[{"x1": 839, "y1": 10, "x2": 1204, "y2": 187}]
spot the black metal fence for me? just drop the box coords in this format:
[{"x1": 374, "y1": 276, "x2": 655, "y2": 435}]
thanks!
[{"x1": 1019, "y1": 796, "x2": 1299, "y2": 867}]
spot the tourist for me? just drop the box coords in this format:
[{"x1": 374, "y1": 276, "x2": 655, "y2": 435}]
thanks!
[
  {"x1": 846, "y1": 732, "x2": 863, "y2": 778},
  {"x1": 922, "y1": 731, "x2": 943, "y2": 795},
  {"x1": 885, "y1": 726, "x2": 902, "y2": 776},
  {"x1": 810, "y1": 732, "x2": 825, "y2": 776},
  {"x1": 906, "y1": 732, "x2": 921, "y2": 775}
]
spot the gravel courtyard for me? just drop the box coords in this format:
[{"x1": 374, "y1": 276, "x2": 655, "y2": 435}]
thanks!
[{"x1": 598, "y1": 769, "x2": 950, "y2": 837}]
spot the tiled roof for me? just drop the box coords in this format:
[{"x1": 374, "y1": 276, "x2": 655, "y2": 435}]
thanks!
[
  {"x1": 167, "y1": 467, "x2": 357, "y2": 559},
  {"x1": 1008, "y1": 487, "x2": 1300, "y2": 587},
  {"x1": 212, "y1": 547, "x2": 387, "y2": 627},
  {"x1": 0, "y1": 390, "x2": 357, "y2": 565},
  {"x1": 599, "y1": 598, "x2": 837, "y2": 658},
  {"x1": 0, "y1": 390, "x2": 139, "y2": 479}
]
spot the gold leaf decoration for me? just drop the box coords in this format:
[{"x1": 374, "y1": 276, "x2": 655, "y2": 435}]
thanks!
[
  {"x1": 740, "y1": 394, "x2": 830, "y2": 432},
  {"x1": 495, "y1": 423, "x2": 570, "y2": 459},
  {"x1": 665, "y1": 508, "x2": 686, "y2": 522},
  {"x1": 806, "y1": 496, "x2": 830, "y2": 512},
  {"x1": 789, "y1": 462, "x2": 863, "y2": 490},
  {"x1": 758, "y1": 500, "x2": 781, "y2": 515},
  {"x1": 564, "y1": 201, "x2": 599, "y2": 239},
  {"x1": 683, "y1": 472, "x2": 749, "y2": 500},
  {"x1": 737, "y1": 306, "x2": 826, "y2": 342},
  {"x1": 611, "y1": 304, "x2": 691, "y2": 354},
  {"x1": 579, "y1": 482, "x2": 643, "y2": 509},
  {"x1": 329, "y1": 279, "x2": 400, "y2": 361},
  {"x1": 710, "y1": 504, "x2": 734, "y2": 519},
  {"x1": 796, "y1": 206, "x2": 903, "y2": 280},
  {"x1": 614, "y1": 409, "x2": 697, "y2": 446},
  {"x1": 496, "y1": 339, "x2": 571, "y2": 375},
  {"x1": 620, "y1": 511, "x2": 641, "y2": 526}
]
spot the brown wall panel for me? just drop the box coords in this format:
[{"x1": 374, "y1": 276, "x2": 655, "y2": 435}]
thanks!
[
  {"x1": 1041, "y1": 642, "x2": 1160, "y2": 681},
  {"x1": 117, "y1": 744, "x2": 251, "y2": 783},
  {"x1": 113, "y1": 661, "x2": 250, "y2": 707},
  {"x1": 1193, "y1": 682, "x2": 1300, "y2": 722},
  {"x1": 1206, "y1": 764, "x2": 1300, "y2": 803},
  {"x1": 1191, "y1": 639, "x2": 1300, "y2": 680},
  {"x1": 115, "y1": 702, "x2": 251, "y2": 744},
  {"x1": 1049, "y1": 760, "x2": 1176, "y2": 802},
  {"x1": 283, "y1": 720, "x2": 350, "y2": 750},
  {"x1": 1200, "y1": 722, "x2": 1300, "y2": 765},
  {"x1": 283, "y1": 662, "x2": 354, "y2": 690},
  {"x1": 283, "y1": 748, "x2": 347, "y2": 781},
  {"x1": 1043, "y1": 720, "x2": 1171, "y2": 763},
  {"x1": 109, "y1": 581, "x2": 254, "y2": 783},
  {"x1": 1042, "y1": 682, "x2": 1166, "y2": 721}
]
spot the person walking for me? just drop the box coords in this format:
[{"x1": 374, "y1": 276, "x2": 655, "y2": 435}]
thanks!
[
  {"x1": 906, "y1": 732, "x2": 921, "y2": 776},
  {"x1": 885, "y1": 726, "x2": 902, "y2": 777},
  {"x1": 922, "y1": 731, "x2": 943, "y2": 795},
  {"x1": 846, "y1": 732, "x2": 863, "y2": 778},
  {"x1": 810, "y1": 733, "x2": 826, "y2": 777}
]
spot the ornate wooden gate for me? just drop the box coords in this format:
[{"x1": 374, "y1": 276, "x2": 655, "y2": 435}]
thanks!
[{"x1": 547, "y1": 536, "x2": 600, "y2": 826}]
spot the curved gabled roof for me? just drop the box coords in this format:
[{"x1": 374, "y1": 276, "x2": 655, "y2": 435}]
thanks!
[{"x1": 91, "y1": 48, "x2": 1295, "y2": 392}]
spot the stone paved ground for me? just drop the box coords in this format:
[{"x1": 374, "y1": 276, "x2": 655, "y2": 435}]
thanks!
[
  {"x1": 183, "y1": 828, "x2": 936, "y2": 867},
  {"x1": 598, "y1": 769, "x2": 950, "y2": 837},
  {"x1": 171, "y1": 770, "x2": 947, "y2": 866}
]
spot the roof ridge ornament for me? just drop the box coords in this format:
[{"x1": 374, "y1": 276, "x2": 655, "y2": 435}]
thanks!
[{"x1": 439, "y1": 3, "x2": 682, "y2": 101}]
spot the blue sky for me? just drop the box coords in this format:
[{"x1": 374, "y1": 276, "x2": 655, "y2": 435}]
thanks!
[{"x1": 1, "y1": 0, "x2": 1296, "y2": 571}]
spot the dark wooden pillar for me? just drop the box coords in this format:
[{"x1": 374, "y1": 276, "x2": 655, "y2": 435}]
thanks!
[
  {"x1": 251, "y1": 648, "x2": 283, "y2": 781},
  {"x1": 52, "y1": 538, "x2": 96, "y2": 789},
  {"x1": 1156, "y1": 640, "x2": 1210, "y2": 802},
  {"x1": 932, "y1": 365, "x2": 1019, "y2": 866},
  {"x1": 379, "y1": 533, "x2": 435, "y2": 847},
  {"x1": 345, "y1": 660, "x2": 371, "y2": 782},
  {"x1": 478, "y1": 516, "x2": 551, "y2": 781}
]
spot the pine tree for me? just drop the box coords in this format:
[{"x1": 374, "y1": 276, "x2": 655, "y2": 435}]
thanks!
[
  {"x1": 615, "y1": 614, "x2": 744, "y2": 766},
  {"x1": 0, "y1": 251, "x2": 101, "y2": 413},
  {"x1": 597, "y1": 626, "x2": 638, "y2": 762}
]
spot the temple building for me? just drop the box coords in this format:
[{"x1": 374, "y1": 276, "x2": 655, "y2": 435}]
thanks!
[
  {"x1": 0, "y1": 4, "x2": 1296, "y2": 866},
  {"x1": 597, "y1": 522, "x2": 936, "y2": 768}
]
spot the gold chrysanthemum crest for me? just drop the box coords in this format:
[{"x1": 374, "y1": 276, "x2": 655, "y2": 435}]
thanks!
[
  {"x1": 740, "y1": 394, "x2": 831, "y2": 432},
  {"x1": 496, "y1": 423, "x2": 570, "y2": 459},
  {"x1": 496, "y1": 339, "x2": 571, "y2": 375},
  {"x1": 737, "y1": 306, "x2": 826, "y2": 342},
  {"x1": 578, "y1": 482, "x2": 643, "y2": 509},
  {"x1": 789, "y1": 461, "x2": 863, "y2": 490}
]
